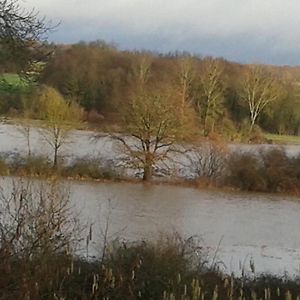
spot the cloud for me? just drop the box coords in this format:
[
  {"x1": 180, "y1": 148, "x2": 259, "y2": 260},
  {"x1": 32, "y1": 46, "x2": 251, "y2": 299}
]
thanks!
[{"x1": 23, "y1": 0, "x2": 300, "y2": 65}]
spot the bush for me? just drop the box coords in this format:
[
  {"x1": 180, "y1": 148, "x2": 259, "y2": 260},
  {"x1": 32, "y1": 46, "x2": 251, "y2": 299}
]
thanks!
[
  {"x1": 0, "y1": 156, "x2": 9, "y2": 175},
  {"x1": 188, "y1": 141, "x2": 228, "y2": 186},
  {"x1": 239, "y1": 120, "x2": 266, "y2": 143},
  {"x1": 227, "y1": 152, "x2": 266, "y2": 191},
  {"x1": 226, "y1": 148, "x2": 300, "y2": 193},
  {"x1": 260, "y1": 148, "x2": 295, "y2": 192},
  {"x1": 0, "y1": 178, "x2": 80, "y2": 299},
  {"x1": 62, "y1": 157, "x2": 119, "y2": 180},
  {"x1": 2, "y1": 233, "x2": 300, "y2": 299},
  {"x1": 8, "y1": 154, "x2": 52, "y2": 176}
]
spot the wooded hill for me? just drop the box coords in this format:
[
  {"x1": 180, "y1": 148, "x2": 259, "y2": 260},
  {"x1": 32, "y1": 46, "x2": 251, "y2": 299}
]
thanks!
[{"x1": 2, "y1": 41, "x2": 300, "y2": 139}]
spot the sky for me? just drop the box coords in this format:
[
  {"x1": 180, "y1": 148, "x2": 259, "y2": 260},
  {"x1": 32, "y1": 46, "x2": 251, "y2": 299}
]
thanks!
[{"x1": 22, "y1": 0, "x2": 300, "y2": 66}]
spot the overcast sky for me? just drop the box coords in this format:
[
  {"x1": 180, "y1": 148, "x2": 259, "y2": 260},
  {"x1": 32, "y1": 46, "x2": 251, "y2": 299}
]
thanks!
[{"x1": 23, "y1": 0, "x2": 300, "y2": 65}]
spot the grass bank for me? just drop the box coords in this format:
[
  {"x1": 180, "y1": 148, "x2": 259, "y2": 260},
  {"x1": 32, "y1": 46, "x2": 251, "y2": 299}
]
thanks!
[{"x1": 264, "y1": 133, "x2": 300, "y2": 145}]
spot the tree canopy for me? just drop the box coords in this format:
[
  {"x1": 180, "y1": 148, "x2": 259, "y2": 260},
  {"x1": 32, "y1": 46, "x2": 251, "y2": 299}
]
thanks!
[{"x1": 0, "y1": 0, "x2": 53, "y2": 74}]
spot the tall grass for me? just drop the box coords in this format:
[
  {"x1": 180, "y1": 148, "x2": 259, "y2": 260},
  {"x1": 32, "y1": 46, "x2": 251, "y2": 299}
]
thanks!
[{"x1": 2, "y1": 234, "x2": 300, "y2": 299}]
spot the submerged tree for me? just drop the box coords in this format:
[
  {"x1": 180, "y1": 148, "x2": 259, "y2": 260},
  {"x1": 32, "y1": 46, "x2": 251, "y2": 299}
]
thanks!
[
  {"x1": 114, "y1": 90, "x2": 196, "y2": 181},
  {"x1": 38, "y1": 86, "x2": 83, "y2": 168},
  {"x1": 17, "y1": 96, "x2": 35, "y2": 157},
  {"x1": 112, "y1": 58, "x2": 197, "y2": 181}
]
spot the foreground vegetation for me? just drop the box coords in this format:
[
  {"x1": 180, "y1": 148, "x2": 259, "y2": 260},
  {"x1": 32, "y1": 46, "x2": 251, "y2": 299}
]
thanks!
[
  {"x1": 3, "y1": 238, "x2": 300, "y2": 299},
  {"x1": 1, "y1": 178, "x2": 300, "y2": 300}
]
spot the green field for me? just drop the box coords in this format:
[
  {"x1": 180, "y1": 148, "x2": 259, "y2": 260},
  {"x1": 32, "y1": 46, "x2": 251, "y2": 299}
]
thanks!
[
  {"x1": 0, "y1": 73, "x2": 27, "y2": 87},
  {"x1": 265, "y1": 133, "x2": 300, "y2": 144}
]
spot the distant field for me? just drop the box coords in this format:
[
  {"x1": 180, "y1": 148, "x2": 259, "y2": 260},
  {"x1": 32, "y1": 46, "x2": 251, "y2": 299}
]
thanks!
[
  {"x1": 0, "y1": 73, "x2": 27, "y2": 87},
  {"x1": 265, "y1": 133, "x2": 300, "y2": 144}
]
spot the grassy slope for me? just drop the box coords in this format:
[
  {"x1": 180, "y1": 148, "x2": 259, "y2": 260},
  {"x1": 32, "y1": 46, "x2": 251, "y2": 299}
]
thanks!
[{"x1": 265, "y1": 133, "x2": 300, "y2": 144}]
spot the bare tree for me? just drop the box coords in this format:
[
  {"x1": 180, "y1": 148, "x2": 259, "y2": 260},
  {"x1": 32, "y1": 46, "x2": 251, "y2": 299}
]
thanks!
[
  {"x1": 0, "y1": 178, "x2": 81, "y2": 298},
  {"x1": 114, "y1": 92, "x2": 195, "y2": 181},
  {"x1": 132, "y1": 54, "x2": 152, "y2": 91},
  {"x1": 240, "y1": 66, "x2": 280, "y2": 132},
  {"x1": 178, "y1": 57, "x2": 194, "y2": 114},
  {"x1": 17, "y1": 96, "x2": 35, "y2": 157},
  {"x1": 187, "y1": 141, "x2": 228, "y2": 184},
  {"x1": 198, "y1": 58, "x2": 224, "y2": 135}
]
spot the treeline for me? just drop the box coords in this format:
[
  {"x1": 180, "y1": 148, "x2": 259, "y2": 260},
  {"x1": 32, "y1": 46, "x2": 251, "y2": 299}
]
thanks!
[
  {"x1": 38, "y1": 41, "x2": 300, "y2": 137},
  {"x1": 2, "y1": 41, "x2": 300, "y2": 138}
]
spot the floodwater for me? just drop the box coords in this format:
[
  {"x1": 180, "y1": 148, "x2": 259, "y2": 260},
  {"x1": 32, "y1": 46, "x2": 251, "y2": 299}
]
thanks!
[
  {"x1": 70, "y1": 181, "x2": 300, "y2": 276},
  {"x1": 1, "y1": 176, "x2": 300, "y2": 276},
  {"x1": 1, "y1": 123, "x2": 300, "y2": 178},
  {"x1": 1, "y1": 123, "x2": 300, "y2": 276}
]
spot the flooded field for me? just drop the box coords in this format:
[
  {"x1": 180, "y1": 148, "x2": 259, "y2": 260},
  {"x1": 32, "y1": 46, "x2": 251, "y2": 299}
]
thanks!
[{"x1": 1, "y1": 176, "x2": 300, "y2": 276}]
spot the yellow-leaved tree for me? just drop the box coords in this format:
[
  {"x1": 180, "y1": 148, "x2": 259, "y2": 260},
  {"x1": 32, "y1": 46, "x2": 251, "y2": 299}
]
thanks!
[{"x1": 37, "y1": 86, "x2": 83, "y2": 168}]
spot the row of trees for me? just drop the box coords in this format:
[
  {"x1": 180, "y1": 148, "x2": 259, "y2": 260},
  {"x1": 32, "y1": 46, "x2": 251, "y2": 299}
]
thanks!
[
  {"x1": 39, "y1": 42, "x2": 300, "y2": 137},
  {"x1": 2, "y1": 0, "x2": 299, "y2": 138}
]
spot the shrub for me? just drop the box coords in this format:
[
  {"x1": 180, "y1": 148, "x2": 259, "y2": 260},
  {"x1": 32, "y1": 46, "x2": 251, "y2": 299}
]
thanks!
[
  {"x1": 226, "y1": 148, "x2": 300, "y2": 193},
  {"x1": 62, "y1": 157, "x2": 119, "y2": 180},
  {"x1": 0, "y1": 178, "x2": 80, "y2": 299},
  {"x1": 188, "y1": 141, "x2": 228, "y2": 185},
  {"x1": 227, "y1": 152, "x2": 267, "y2": 191},
  {"x1": 0, "y1": 156, "x2": 9, "y2": 175},
  {"x1": 8, "y1": 154, "x2": 52, "y2": 176},
  {"x1": 260, "y1": 148, "x2": 295, "y2": 192}
]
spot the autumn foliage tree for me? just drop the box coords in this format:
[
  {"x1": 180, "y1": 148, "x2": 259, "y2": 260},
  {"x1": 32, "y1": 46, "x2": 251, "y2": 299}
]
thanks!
[{"x1": 37, "y1": 86, "x2": 83, "y2": 168}]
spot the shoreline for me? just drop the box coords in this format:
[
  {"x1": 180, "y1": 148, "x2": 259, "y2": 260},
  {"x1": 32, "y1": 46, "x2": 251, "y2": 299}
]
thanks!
[
  {"x1": 3, "y1": 117, "x2": 300, "y2": 146},
  {"x1": 3, "y1": 170, "x2": 300, "y2": 199}
]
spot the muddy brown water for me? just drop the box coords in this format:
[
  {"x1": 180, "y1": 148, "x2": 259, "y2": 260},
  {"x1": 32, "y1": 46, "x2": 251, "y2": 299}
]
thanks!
[{"x1": 1, "y1": 176, "x2": 300, "y2": 276}]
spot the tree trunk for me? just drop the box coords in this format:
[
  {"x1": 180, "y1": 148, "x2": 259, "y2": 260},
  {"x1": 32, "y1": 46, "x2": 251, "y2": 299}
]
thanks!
[
  {"x1": 249, "y1": 118, "x2": 256, "y2": 133},
  {"x1": 53, "y1": 146, "x2": 58, "y2": 168},
  {"x1": 143, "y1": 152, "x2": 153, "y2": 181},
  {"x1": 27, "y1": 131, "x2": 31, "y2": 158}
]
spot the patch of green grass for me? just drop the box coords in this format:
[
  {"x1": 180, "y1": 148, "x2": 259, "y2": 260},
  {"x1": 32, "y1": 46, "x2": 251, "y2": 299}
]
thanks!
[
  {"x1": 0, "y1": 73, "x2": 27, "y2": 87},
  {"x1": 264, "y1": 133, "x2": 300, "y2": 144},
  {"x1": 264, "y1": 133, "x2": 300, "y2": 145}
]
